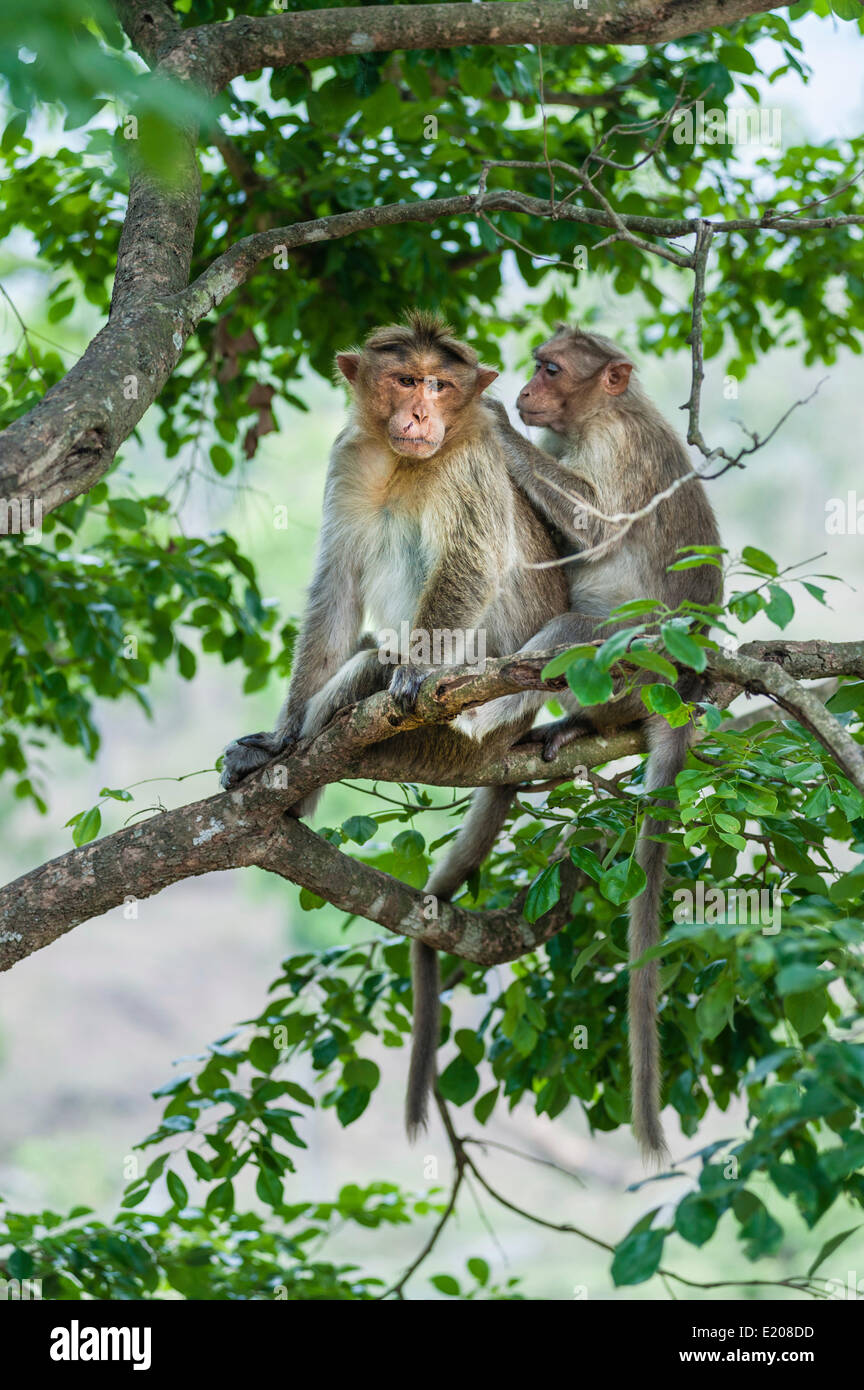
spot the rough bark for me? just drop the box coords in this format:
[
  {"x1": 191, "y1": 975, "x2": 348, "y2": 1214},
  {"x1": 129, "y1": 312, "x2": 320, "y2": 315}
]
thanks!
[
  {"x1": 2, "y1": 1, "x2": 856, "y2": 511},
  {"x1": 168, "y1": 1, "x2": 779, "y2": 92},
  {"x1": 1, "y1": 639, "x2": 860, "y2": 975}
]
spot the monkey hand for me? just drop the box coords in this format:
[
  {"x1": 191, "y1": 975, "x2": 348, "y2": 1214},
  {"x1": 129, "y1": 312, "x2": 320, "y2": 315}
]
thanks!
[
  {"x1": 219, "y1": 728, "x2": 298, "y2": 790},
  {"x1": 388, "y1": 663, "x2": 427, "y2": 714}
]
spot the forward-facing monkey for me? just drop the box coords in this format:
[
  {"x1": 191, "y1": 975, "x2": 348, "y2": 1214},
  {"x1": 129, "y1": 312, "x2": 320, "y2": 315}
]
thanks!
[
  {"x1": 434, "y1": 325, "x2": 722, "y2": 1159},
  {"x1": 219, "y1": 311, "x2": 568, "y2": 1137}
]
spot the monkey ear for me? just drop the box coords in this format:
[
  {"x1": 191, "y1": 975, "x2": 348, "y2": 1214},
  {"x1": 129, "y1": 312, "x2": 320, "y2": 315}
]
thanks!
[
  {"x1": 474, "y1": 368, "x2": 499, "y2": 396},
  {"x1": 336, "y1": 353, "x2": 361, "y2": 384},
  {"x1": 601, "y1": 360, "x2": 633, "y2": 396}
]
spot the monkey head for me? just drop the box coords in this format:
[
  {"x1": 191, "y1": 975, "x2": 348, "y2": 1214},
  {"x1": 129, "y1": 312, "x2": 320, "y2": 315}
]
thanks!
[
  {"x1": 336, "y1": 312, "x2": 498, "y2": 460},
  {"x1": 517, "y1": 323, "x2": 634, "y2": 434}
]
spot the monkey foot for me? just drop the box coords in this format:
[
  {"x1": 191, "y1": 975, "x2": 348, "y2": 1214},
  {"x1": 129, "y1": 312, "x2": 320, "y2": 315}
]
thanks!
[
  {"x1": 219, "y1": 730, "x2": 297, "y2": 789},
  {"x1": 388, "y1": 663, "x2": 427, "y2": 713},
  {"x1": 538, "y1": 715, "x2": 595, "y2": 762}
]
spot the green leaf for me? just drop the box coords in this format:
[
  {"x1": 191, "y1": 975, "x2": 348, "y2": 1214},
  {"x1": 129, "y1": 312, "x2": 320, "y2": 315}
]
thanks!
[
  {"x1": 571, "y1": 938, "x2": 603, "y2": 980},
  {"x1": 511, "y1": 1016, "x2": 538, "y2": 1057},
  {"x1": 827, "y1": 682, "x2": 864, "y2": 714},
  {"x1": 473, "y1": 1086, "x2": 498, "y2": 1124},
  {"x1": 784, "y1": 987, "x2": 829, "y2": 1038},
  {"x1": 523, "y1": 862, "x2": 561, "y2": 922},
  {"x1": 600, "y1": 857, "x2": 646, "y2": 906},
  {"x1": 776, "y1": 963, "x2": 834, "y2": 995},
  {"x1": 542, "y1": 645, "x2": 589, "y2": 679},
  {"x1": 642, "y1": 682, "x2": 683, "y2": 716},
  {"x1": 566, "y1": 657, "x2": 613, "y2": 706},
  {"x1": 807, "y1": 1226, "x2": 861, "y2": 1278},
  {"x1": 454, "y1": 1029, "x2": 484, "y2": 1065},
  {"x1": 342, "y1": 815, "x2": 378, "y2": 844},
  {"x1": 569, "y1": 845, "x2": 603, "y2": 881},
  {"x1": 336, "y1": 1085, "x2": 370, "y2": 1126},
  {"x1": 611, "y1": 1229, "x2": 665, "y2": 1286},
  {"x1": 660, "y1": 623, "x2": 707, "y2": 671},
  {"x1": 467, "y1": 1256, "x2": 490, "y2": 1285},
  {"x1": 248, "y1": 1036, "x2": 279, "y2": 1072},
  {"x1": 72, "y1": 805, "x2": 102, "y2": 846},
  {"x1": 209, "y1": 445, "x2": 233, "y2": 476},
  {"x1": 188, "y1": 1151, "x2": 214, "y2": 1181},
  {"x1": 626, "y1": 646, "x2": 679, "y2": 681},
  {"x1": 764, "y1": 585, "x2": 795, "y2": 629},
  {"x1": 256, "y1": 1166, "x2": 284, "y2": 1208},
  {"x1": 675, "y1": 1195, "x2": 718, "y2": 1247},
  {"x1": 205, "y1": 1180, "x2": 235, "y2": 1215},
  {"x1": 741, "y1": 546, "x2": 778, "y2": 576},
  {"x1": 108, "y1": 498, "x2": 147, "y2": 528},
  {"x1": 430, "y1": 1274, "x2": 461, "y2": 1296},
  {"x1": 7, "y1": 1248, "x2": 34, "y2": 1279},
  {"x1": 1, "y1": 112, "x2": 27, "y2": 153},
  {"x1": 166, "y1": 1170, "x2": 188, "y2": 1209},
  {"x1": 343, "y1": 1058, "x2": 380, "y2": 1091},
  {"x1": 438, "y1": 1054, "x2": 480, "y2": 1105}
]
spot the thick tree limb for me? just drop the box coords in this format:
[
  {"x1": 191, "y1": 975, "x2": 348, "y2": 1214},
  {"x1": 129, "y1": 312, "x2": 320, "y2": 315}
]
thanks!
[
  {"x1": 160, "y1": 2, "x2": 779, "y2": 92},
  {"x1": 0, "y1": 0, "x2": 853, "y2": 508},
  {"x1": 1, "y1": 638, "x2": 861, "y2": 974}
]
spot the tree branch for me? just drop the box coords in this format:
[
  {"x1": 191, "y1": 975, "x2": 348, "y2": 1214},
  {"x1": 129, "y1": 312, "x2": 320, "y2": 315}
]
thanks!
[
  {"x1": 711, "y1": 642, "x2": 864, "y2": 792},
  {"x1": 169, "y1": 2, "x2": 780, "y2": 92},
  {"x1": 1, "y1": 638, "x2": 861, "y2": 974},
  {"x1": 4, "y1": 184, "x2": 862, "y2": 513}
]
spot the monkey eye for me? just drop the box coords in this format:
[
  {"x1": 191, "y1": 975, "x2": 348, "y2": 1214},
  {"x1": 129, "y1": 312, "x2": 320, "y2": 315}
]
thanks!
[
  {"x1": 545, "y1": 361, "x2": 561, "y2": 376},
  {"x1": 398, "y1": 375, "x2": 416, "y2": 387}
]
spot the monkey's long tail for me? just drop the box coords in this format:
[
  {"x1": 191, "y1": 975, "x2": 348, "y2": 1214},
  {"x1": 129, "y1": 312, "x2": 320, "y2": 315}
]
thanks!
[
  {"x1": 405, "y1": 784, "x2": 517, "y2": 1139},
  {"x1": 628, "y1": 717, "x2": 691, "y2": 1163}
]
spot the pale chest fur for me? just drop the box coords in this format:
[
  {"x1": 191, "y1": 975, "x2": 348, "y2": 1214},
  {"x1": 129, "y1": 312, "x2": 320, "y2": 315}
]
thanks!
[{"x1": 333, "y1": 444, "x2": 438, "y2": 629}]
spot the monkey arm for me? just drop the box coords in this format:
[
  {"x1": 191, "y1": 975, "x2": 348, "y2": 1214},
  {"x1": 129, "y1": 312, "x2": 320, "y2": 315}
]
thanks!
[
  {"x1": 488, "y1": 407, "x2": 599, "y2": 550},
  {"x1": 389, "y1": 550, "x2": 498, "y2": 712},
  {"x1": 220, "y1": 502, "x2": 364, "y2": 791},
  {"x1": 277, "y1": 527, "x2": 364, "y2": 738}
]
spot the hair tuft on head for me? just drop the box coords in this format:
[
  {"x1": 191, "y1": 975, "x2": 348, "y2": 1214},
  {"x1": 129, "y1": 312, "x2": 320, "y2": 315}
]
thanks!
[{"x1": 363, "y1": 311, "x2": 478, "y2": 367}]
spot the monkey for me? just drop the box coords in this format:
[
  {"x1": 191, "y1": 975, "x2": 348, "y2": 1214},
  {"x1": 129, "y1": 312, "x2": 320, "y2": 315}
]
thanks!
[
  {"x1": 429, "y1": 324, "x2": 722, "y2": 1160},
  {"x1": 219, "y1": 311, "x2": 569, "y2": 1138}
]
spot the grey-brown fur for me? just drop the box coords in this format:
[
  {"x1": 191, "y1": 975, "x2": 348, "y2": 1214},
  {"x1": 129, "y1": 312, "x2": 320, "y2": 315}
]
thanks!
[
  {"x1": 219, "y1": 313, "x2": 568, "y2": 1137},
  {"x1": 435, "y1": 324, "x2": 722, "y2": 1160}
]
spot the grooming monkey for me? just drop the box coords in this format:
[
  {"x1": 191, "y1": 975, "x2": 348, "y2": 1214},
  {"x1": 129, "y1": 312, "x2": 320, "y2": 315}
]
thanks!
[
  {"x1": 220, "y1": 311, "x2": 568, "y2": 1136},
  {"x1": 437, "y1": 325, "x2": 722, "y2": 1158}
]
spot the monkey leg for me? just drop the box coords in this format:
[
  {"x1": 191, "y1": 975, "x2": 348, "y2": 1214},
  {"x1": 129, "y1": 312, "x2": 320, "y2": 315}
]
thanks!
[
  {"x1": 453, "y1": 611, "x2": 602, "y2": 746},
  {"x1": 290, "y1": 646, "x2": 389, "y2": 820}
]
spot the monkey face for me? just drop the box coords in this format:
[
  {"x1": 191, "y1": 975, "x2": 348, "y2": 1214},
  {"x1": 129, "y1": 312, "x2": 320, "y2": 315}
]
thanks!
[
  {"x1": 336, "y1": 318, "x2": 497, "y2": 460},
  {"x1": 384, "y1": 366, "x2": 456, "y2": 457},
  {"x1": 517, "y1": 330, "x2": 634, "y2": 432},
  {"x1": 517, "y1": 352, "x2": 571, "y2": 432}
]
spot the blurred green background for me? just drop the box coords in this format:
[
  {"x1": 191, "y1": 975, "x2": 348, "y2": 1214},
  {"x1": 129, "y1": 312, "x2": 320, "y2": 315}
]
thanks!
[{"x1": 1, "y1": 11, "x2": 864, "y2": 1300}]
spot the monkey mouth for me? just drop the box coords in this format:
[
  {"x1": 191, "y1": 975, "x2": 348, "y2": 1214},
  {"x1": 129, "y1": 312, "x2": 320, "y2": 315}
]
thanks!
[
  {"x1": 518, "y1": 409, "x2": 551, "y2": 424},
  {"x1": 390, "y1": 434, "x2": 437, "y2": 451}
]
